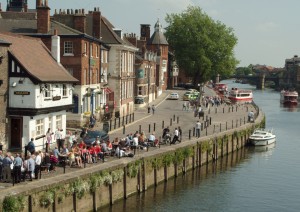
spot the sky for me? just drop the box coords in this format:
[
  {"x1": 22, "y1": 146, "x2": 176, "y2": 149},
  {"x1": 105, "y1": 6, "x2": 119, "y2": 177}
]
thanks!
[{"x1": 1, "y1": 0, "x2": 300, "y2": 68}]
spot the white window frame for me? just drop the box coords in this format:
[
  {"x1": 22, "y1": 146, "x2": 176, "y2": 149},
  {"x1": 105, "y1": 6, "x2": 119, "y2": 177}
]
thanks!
[
  {"x1": 64, "y1": 41, "x2": 74, "y2": 56},
  {"x1": 44, "y1": 84, "x2": 51, "y2": 98},
  {"x1": 62, "y1": 84, "x2": 67, "y2": 97},
  {"x1": 36, "y1": 119, "x2": 44, "y2": 137},
  {"x1": 96, "y1": 46, "x2": 99, "y2": 58},
  {"x1": 56, "y1": 115, "x2": 62, "y2": 130}
]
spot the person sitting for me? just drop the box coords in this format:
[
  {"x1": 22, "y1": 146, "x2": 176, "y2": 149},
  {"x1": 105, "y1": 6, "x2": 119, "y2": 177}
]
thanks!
[
  {"x1": 78, "y1": 140, "x2": 86, "y2": 149},
  {"x1": 115, "y1": 145, "x2": 125, "y2": 158},
  {"x1": 148, "y1": 132, "x2": 156, "y2": 146},
  {"x1": 49, "y1": 153, "x2": 58, "y2": 171},
  {"x1": 162, "y1": 127, "x2": 170, "y2": 138},
  {"x1": 81, "y1": 146, "x2": 92, "y2": 164},
  {"x1": 72, "y1": 146, "x2": 82, "y2": 168},
  {"x1": 53, "y1": 147, "x2": 60, "y2": 159},
  {"x1": 106, "y1": 140, "x2": 113, "y2": 152},
  {"x1": 131, "y1": 135, "x2": 139, "y2": 149},
  {"x1": 88, "y1": 145, "x2": 97, "y2": 163}
]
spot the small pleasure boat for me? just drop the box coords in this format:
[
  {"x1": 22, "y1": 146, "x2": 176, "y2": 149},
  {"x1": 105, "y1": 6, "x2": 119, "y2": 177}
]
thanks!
[
  {"x1": 280, "y1": 90, "x2": 298, "y2": 106},
  {"x1": 228, "y1": 87, "x2": 253, "y2": 103},
  {"x1": 249, "y1": 129, "x2": 276, "y2": 146}
]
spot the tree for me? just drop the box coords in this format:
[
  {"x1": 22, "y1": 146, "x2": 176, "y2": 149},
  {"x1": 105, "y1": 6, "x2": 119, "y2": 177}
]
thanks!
[{"x1": 165, "y1": 6, "x2": 238, "y2": 84}]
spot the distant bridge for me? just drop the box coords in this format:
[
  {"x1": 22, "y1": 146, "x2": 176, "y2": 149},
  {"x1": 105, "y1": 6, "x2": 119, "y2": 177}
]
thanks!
[{"x1": 232, "y1": 74, "x2": 280, "y2": 89}]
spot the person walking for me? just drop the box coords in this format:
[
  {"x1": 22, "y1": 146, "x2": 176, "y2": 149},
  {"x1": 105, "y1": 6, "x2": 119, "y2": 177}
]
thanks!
[
  {"x1": 195, "y1": 121, "x2": 201, "y2": 138},
  {"x1": 152, "y1": 105, "x2": 155, "y2": 114},
  {"x1": 178, "y1": 126, "x2": 182, "y2": 142},
  {"x1": 171, "y1": 128, "x2": 180, "y2": 144},
  {"x1": 27, "y1": 138, "x2": 35, "y2": 155},
  {"x1": 147, "y1": 104, "x2": 151, "y2": 114},
  {"x1": 198, "y1": 105, "x2": 203, "y2": 119}
]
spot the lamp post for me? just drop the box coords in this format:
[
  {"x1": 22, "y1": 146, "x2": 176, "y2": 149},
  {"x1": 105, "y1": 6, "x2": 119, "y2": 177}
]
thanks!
[{"x1": 198, "y1": 83, "x2": 204, "y2": 105}]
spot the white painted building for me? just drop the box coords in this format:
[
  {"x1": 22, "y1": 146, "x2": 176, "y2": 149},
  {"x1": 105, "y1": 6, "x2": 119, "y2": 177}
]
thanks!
[{"x1": 1, "y1": 33, "x2": 78, "y2": 151}]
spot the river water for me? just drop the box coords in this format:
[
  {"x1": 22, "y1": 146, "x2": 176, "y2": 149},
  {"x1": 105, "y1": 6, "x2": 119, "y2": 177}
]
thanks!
[{"x1": 102, "y1": 80, "x2": 300, "y2": 212}]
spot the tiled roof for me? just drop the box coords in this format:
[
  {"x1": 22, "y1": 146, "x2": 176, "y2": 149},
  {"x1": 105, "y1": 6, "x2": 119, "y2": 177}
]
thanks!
[
  {"x1": 148, "y1": 31, "x2": 168, "y2": 45},
  {"x1": 0, "y1": 33, "x2": 78, "y2": 83}
]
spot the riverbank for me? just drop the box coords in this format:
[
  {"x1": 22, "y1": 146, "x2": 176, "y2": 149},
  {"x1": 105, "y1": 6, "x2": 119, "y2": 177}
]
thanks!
[{"x1": 0, "y1": 88, "x2": 265, "y2": 212}]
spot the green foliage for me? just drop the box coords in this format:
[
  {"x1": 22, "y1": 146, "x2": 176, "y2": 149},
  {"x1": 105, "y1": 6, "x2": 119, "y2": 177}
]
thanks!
[
  {"x1": 127, "y1": 160, "x2": 141, "y2": 178},
  {"x1": 165, "y1": 6, "x2": 238, "y2": 84},
  {"x1": 182, "y1": 147, "x2": 194, "y2": 158},
  {"x1": 151, "y1": 158, "x2": 163, "y2": 170},
  {"x1": 39, "y1": 191, "x2": 55, "y2": 208},
  {"x1": 89, "y1": 173, "x2": 103, "y2": 193},
  {"x1": 162, "y1": 153, "x2": 174, "y2": 167},
  {"x1": 217, "y1": 137, "x2": 223, "y2": 146},
  {"x1": 174, "y1": 149, "x2": 184, "y2": 164},
  {"x1": 3, "y1": 195, "x2": 26, "y2": 212},
  {"x1": 69, "y1": 178, "x2": 90, "y2": 199},
  {"x1": 101, "y1": 171, "x2": 113, "y2": 186},
  {"x1": 201, "y1": 140, "x2": 212, "y2": 153},
  {"x1": 223, "y1": 134, "x2": 229, "y2": 143},
  {"x1": 111, "y1": 169, "x2": 124, "y2": 183}
]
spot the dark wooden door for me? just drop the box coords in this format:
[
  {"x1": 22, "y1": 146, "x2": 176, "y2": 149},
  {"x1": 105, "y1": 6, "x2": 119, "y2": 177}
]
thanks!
[{"x1": 10, "y1": 117, "x2": 22, "y2": 149}]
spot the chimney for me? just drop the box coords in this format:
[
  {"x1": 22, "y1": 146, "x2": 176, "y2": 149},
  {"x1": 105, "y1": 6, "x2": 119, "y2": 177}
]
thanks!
[
  {"x1": 37, "y1": 0, "x2": 50, "y2": 33},
  {"x1": 0, "y1": 3, "x2": 2, "y2": 12},
  {"x1": 51, "y1": 29, "x2": 60, "y2": 64},
  {"x1": 92, "y1": 8, "x2": 101, "y2": 39},
  {"x1": 140, "y1": 24, "x2": 151, "y2": 42},
  {"x1": 73, "y1": 10, "x2": 86, "y2": 33}
]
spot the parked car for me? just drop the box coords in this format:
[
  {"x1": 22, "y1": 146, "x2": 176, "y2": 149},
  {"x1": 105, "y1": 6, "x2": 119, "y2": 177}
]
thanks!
[
  {"x1": 82, "y1": 130, "x2": 109, "y2": 146},
  {"x1": 168, "y1": 93, "x2": 179, "y2": 100}
]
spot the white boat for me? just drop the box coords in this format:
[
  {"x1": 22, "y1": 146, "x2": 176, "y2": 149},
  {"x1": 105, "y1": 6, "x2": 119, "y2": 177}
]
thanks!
[
  {"x1": 228, "y1": 87, "x2": 253, "y2": 103},
  {"x1": 280, "y1": 90, "x2": 298, "y2": 106},
  {"x1": 249, "y1": 129, "x2": 276, "y2": 146}
]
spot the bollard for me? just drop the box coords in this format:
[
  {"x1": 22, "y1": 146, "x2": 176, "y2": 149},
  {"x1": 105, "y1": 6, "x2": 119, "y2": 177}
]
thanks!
[
  {"x1": 170, "y1": 118, "x2": 172, "y2": 126},
  {"x1": 63, "y1": 159, "x2": 66, "y2": 174},
  {"x1": 139, "y1": 125, "x2": 141, "y2": 133},
  {"x1": 228, "y1": 107, "x2": 230, "y2": 113},
  {"x1": 114, "y1": 118, "x2": 117, "y2": 129},
  {"x1": 177, "y1": 116, "x2": 179, "y2": 124},
  {"x1": 215, "y1": 107, "x2": 217, "y2": 114},
  {"x1": 84, "y1": 153, "x2": 87, "y2": 168},
  {"x1": 149, "y1": 124, "x2": 151, "y2": 133},
  {"x1": 206, "y1": 126, "x2": 208, "y2": 136},
  {"x1": 210, "y1": 117, "x2": 212, "y2": 125},
  {"x1": 226, "y1": 122, "x2": 228, "y2": 130},
  {"x1": 220, "y1": 123, "x2": 222, "y2": 132},
  {"x1": 162, "y1": 120, "x2": 164, "y2": 129},
  {"x1": 123, "y1": 125, "x2": 125, "y2": 134},
  {"x1": 118, "y1": 117, "x2": 121, "y2": 128},
  {"x1": 232, "y1": 120, "x2": 233, "y2": 128},
  {"x1": 236, "y1": 119, "x2": 238, "y2": 128},
  {"x1": 236, "y1": 106, "x2": 238, "y2": 112},
  {"x1": 122, "y1": 116, "x2": 125, "y2": 126},
  {"x1": 129, "y1": 114, "x2": 132, "y2": 123},
  {"x1": 159, "y1": 136, "x2": 161, "y2": 148},
  {"x1": 133, "y1": 113, "x2": 135, "y2": 121},
  {"x1": 223, "y1": 107, "x2": 225, "y2": 113},
  {"x1": 189, "y1": 130, "x2": 191, "y2": 140},
  {"x1": 109, "y1": 119, "x2": 112, "y2": 131},
  {"x1": 173, "y1": 114, "x2": 175, "y2": 121},
  {"x1": 126, "y1": 115, "x2": 128, "y2": 124},
  {"x1": 154, "y1": 123, "x2": 156, "y2": 131},
  {"x1": 193, "y1": 127, "x2": 195, "y2": 136},
  {"x1": 208, "y1": 108, "x2": 210, "y2": 114}
]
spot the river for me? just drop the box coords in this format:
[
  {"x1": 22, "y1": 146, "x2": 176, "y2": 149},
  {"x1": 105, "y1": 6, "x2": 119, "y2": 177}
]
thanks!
[{"x1": 102, "y1": 80, "x2": 300, "y2": 212}]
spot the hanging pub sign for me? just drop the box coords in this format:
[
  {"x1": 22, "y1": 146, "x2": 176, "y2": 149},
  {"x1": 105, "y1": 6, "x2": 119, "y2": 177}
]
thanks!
[
  {"x1": 14, "y1": 91, "x2": 30, "y2": 95},
  {"x1": 52, "y1": 96, "x2": 61, "y2": 101}
]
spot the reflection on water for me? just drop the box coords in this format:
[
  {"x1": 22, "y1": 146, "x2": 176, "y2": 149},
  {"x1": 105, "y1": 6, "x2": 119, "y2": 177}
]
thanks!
[{"x1": 248, "y1": 143, "x2": 276, "y2": 160}]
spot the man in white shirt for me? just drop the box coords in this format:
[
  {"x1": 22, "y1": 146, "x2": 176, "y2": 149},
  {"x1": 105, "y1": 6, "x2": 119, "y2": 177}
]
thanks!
[
  {"x1": 55, "y1": 128, "x2": 63, "y2": 152},
  {"x1": 171, "y1": 128, "x2": 179, "y2": 144},
  {"x1": 34, "y1": 151, "x2": 42, "y2": 179}
]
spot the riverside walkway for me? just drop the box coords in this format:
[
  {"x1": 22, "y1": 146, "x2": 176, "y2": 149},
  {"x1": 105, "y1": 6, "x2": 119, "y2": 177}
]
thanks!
[{"x1": 0, "y1": 86, "x2": 257, "y2": 194}]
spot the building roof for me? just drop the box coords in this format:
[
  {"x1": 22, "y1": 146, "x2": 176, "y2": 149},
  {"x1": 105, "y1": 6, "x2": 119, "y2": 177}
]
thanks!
[
  {"x1": 148, "y1": 19, "x2": 168, "y2": 45},
  {"x1": 0, "y1": 32, "x2": 78, "y2": 83}
]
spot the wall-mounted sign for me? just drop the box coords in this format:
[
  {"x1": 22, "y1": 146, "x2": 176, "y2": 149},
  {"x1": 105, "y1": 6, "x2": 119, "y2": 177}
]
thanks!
[
  {"x1": 14, "y1": 91, "x2": 30, "y2": 95},
  {"x1": 52, "y1": 96, "x2": 61, "y2": 101}
]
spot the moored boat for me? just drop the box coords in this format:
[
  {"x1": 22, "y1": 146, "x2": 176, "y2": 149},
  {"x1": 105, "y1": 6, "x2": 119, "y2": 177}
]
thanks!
[
  {"x1": 228, "y1": 87, "x2": 253, "y2": 103},
  {"x1": 280, "y1": 90, "x2": 298, "y2": 105},
  {"x1": 249, "y1": 129, "x2": 276, "y2": 146}
]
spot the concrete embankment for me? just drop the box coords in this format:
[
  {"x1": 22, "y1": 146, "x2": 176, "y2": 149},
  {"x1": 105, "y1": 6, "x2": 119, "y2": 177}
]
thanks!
[{"x1": 0, "y1": 106, "x2": 265, "y2": 212}]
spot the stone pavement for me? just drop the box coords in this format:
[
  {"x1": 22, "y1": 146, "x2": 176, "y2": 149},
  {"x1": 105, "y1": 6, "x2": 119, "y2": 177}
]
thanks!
[{"x1": 0, "y1": 86, "x2": 257, "y2": 193}]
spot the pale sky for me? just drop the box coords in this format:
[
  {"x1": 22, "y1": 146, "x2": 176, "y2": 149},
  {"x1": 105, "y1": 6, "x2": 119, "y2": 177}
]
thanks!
[{"x1": 1, "y1": 0, "x2": 299, "y2": 68}]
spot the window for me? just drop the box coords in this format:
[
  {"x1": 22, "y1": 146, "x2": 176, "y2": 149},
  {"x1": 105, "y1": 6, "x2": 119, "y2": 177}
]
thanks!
[
  {"x1": 11, "y1": 60, "x2": 15, "y2": 73},
  {"x1": 101, "y1": 50, "x2": 104, "y2": 63},
  {"x1": 138, "y1": 86, "x2": 142, "y2": 95},
  {"x1": 90, "y1": 44, "x2": 93, "y2": 57},
  {"x1": 44, "y1": 84, "x2": 51, "y2": 98},
  {"x1": 48, "y1": 116, "x2": 52, "y2": 129},
  {"x1": 96, "y1": 46, "x2": 99, "y2": 58},
  {"x1": 84, "y1": 42, "x2": 87, "y2": 56},
  {"x1": 56, "y1": 115, "x2": 62, "y2": 129},
  {"x1": 36, "y1": 119, "x2": 44, "y2": 137},
  {"x1": 62, "y1": 84, "x2": 67, "y2": 97},
  {"x1": 17, "y1": 66, "x2": 20, "y2": 73},
  {"x1": 64, "y1": 41, "x2": 73, "y2": 55}
]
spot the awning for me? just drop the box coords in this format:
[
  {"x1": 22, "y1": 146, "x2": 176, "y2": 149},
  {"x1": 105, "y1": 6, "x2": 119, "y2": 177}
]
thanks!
[{"x1": 103, "y1": 87, "x2": 113, "y2": 94}]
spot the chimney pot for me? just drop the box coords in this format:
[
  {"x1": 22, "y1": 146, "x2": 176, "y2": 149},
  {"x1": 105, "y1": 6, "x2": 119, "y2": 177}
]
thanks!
[
  {"x1": 54, "y1": 29, "x2": 58, "y2": 35},
  {"x1": 67, "y1": 9, "x2": 70, "y2": 14},
  {"x1": 82, "y1": 9, "x2": 85, "y2": 14}
]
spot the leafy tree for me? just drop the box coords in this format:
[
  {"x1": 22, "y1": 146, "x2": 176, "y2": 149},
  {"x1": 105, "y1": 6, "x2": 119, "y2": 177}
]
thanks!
[{"x1": 165, "y1": 6, "x2": 238, "y2": 84}]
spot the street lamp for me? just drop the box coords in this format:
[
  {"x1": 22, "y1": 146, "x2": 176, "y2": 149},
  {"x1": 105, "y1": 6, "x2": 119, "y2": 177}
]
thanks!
[{"x1": 198, "y1": 83, "x2": 204, "y2": 105}]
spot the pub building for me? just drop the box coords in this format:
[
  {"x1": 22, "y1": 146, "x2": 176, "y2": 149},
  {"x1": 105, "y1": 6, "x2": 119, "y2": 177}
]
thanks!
[{"x1": 2, "y1": 32, "x2": 78, "y2": 151}]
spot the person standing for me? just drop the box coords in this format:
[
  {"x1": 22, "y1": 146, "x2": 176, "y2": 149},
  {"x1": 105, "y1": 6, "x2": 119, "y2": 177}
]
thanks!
[
  {"x1": 45, "y1": 128, "x2": 52, "y2": 153},
  {"x1": 13, "y1": 153, "x2": 22, "y2": 183},
  {"x1": 195, "y1": 121, "x2": 201, "y2": 138},
  {"x1": 34, "y1": 151, "x2": 42, "y2": 179},
  {"x1": 2, "y1": 152, "x2": 12, "y2": 182},
  {"x1": 89, "y1": 114, "x2": 96, "y2": 128},
  {"x1": 27, "y1": 138, "x2": 35, "y2": 155},
  {"x1": 171, "y1": 128, "x2": 179, "y2": 144},
  {"x1": 147, "y1": 104, "x2": 151, "y2": 114},
  {"x1": 178, "y1": 126, "x2": 182, "y2": 142},
  {"x1": 0, "y1": 150, "x2": 3, "y2": 181},
  {"x1": 27, "y1": 155, "x2": 35, "y2": 181},
  {"x1": 55, "y1": 128, "x2": 63, "y2": 152},
  {"x1": 152, "y1": 105, "x2": 155, "y2": 114},
  {"x1": 198, "y1": 105, "x2": 202, "y2": 119}
]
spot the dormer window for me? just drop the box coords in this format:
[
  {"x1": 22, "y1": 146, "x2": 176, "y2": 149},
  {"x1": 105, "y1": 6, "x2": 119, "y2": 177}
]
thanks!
[{"x1": 44, "y1": 84, "x2": 51, "y2": 98}]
